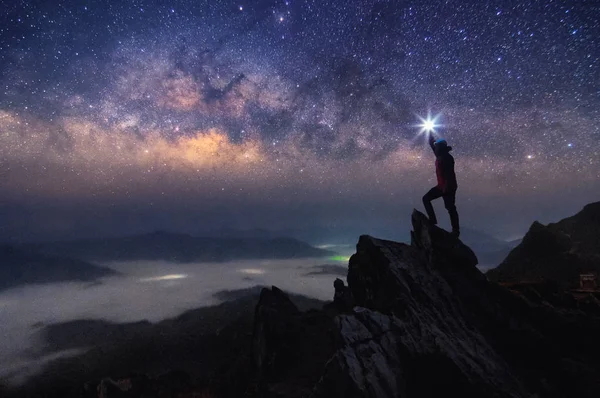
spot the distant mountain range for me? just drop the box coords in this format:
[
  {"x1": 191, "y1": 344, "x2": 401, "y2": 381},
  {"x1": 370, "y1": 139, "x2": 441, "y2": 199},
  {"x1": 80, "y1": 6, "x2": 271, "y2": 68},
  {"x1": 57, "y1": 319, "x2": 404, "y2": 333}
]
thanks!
[
  {"x1": 0, "y1": 233, "x2": 333, "y2": 292},
  {"x1": 20, "y1": 231, "x2": 335, "y2": 263},
  {"x1": 0, "y1": 245, "x2": 116, "y2": 291},
  {"x1": 487, "y1": 201, "x2": 600, "y2": 288},
  {"x1": 200, "y1": 225, "x2": 412, "y2": 246},
  {"x1": 451, "y1": 227, "x2": 516, "y2": 268},
  {"x1": 203, "y1": 225, "x2": 518, "y2": 268}
]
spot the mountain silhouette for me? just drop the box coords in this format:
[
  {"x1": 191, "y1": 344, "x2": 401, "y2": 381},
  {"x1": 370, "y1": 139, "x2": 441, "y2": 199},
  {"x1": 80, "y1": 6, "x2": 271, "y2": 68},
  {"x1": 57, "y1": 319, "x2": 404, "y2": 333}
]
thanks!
[
  {"x1": 0, "y1": 245, "x2": 116, "y2": 291},
  {"x1": 487, "y1": 201, "x2": 600, "y2": 287},
  {"x1": 21, "y1": 232, "x2": 335, "y2": 263}
]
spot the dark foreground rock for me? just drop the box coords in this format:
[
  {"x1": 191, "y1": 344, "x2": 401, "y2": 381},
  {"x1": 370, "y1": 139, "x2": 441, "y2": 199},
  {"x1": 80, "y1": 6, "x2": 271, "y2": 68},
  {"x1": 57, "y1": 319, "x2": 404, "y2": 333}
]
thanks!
[
  {"x1": 250, "y1": 210, "x2": 600, "y2": 398},
  {"x1": 252, "y1": 286, "x2": 336, "y2": 398},
  {"x1": 8, "y1": 210, "x2": 600, "y2": 398},
  {"x1": 2, "y1": 289, "x2": 325, "y2": 398}
]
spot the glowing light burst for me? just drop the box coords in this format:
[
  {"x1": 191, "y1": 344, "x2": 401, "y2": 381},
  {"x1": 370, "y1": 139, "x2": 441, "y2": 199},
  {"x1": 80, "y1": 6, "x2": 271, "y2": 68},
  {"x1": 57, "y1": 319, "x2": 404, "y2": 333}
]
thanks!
[
  {"x1": 140, "y1": 274, "x2": 188, "y2": 282},
  {"x1": 415, "y1": 113, "x2": 442, "y2": 137},
  {"x1": 238, "y1": 268, "x2": 266, "y2": 275}
]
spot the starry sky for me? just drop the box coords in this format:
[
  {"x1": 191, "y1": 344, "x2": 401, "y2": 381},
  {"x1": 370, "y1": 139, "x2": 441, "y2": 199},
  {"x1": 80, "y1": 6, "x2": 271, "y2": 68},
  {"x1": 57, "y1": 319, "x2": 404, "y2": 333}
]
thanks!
[{"x1": 0, "y1": 0, "x2": 599, "y2": 242}]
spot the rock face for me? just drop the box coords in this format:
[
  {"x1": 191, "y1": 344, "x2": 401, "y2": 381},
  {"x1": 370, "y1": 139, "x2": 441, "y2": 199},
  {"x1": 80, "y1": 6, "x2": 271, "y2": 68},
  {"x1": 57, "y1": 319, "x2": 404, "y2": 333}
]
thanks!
[
  {"x1": 253, "y1": 286, "x2": 337, "y2": 398},
  {"x1": 253, "y1": 210, "x2": 600, "y2": 398},
  {"x1": 313, "y1": 211, "x2": 524, "y2": 398},
  {"x1": 487, "y1": 201, "x2": 600, "y2": 287},
  {"x1": 332, "y1": 278, "x2": 354, "y2": 312}
]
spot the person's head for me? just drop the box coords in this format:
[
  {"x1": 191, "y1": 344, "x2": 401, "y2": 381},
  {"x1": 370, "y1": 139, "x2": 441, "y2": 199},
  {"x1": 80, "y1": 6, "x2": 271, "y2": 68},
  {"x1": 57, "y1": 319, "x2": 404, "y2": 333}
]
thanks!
[{"x1": 433, "y1": 138, "x2": 452, "y2": 155}]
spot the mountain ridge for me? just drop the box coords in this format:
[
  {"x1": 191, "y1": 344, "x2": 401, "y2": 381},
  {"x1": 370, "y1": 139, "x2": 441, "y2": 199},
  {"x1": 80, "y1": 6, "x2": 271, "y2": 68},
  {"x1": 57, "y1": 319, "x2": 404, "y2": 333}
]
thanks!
[
  {"x1": 0, "y1": 245, "x2": 117, "y2": 292},
  {"x1": 248, "y1": 210, "x2": 600, "y2": 397},
  {"x1": 4, "y1": 208, "x2": 600, "y2": 397},
  {"x1": 487, "y1": 201, "x2": 600, "y2": 287},
  {"x1": 19, "y1": 232, "x2": 335, "y2": 263}
]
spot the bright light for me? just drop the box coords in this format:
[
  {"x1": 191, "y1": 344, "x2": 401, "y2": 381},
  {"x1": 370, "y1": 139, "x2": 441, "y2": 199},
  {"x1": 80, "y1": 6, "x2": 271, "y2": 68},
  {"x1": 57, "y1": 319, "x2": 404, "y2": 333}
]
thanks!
[
  {"x1": 422, "y1": 119, "x2": 435, "y2": 131},
  {"x1": 140, "y1": 274, "x2": 188, "y2": 282},
  {"x1": 329, "y1": 255, "x2": 351, "y2": 262},
  {"x1": 238, "y1": 268, "x2": 266, "y2": 275},
  {"x1": 416, "y1": 113, "x2": 442, "y2": 136}
]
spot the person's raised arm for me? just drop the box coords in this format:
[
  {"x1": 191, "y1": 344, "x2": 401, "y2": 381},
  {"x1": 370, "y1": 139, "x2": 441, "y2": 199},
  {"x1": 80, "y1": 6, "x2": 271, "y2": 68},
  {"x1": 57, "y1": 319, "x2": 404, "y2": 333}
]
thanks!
[{"x1": 428, "y1": 133, "x2": 437, "y2": 153}]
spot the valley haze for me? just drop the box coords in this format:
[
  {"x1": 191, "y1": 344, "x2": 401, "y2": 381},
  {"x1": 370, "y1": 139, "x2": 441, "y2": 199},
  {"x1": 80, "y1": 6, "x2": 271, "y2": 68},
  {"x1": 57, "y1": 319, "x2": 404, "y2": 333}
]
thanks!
[{"x1": 0, "y1": 253, "x2": 344, "y2": 385}]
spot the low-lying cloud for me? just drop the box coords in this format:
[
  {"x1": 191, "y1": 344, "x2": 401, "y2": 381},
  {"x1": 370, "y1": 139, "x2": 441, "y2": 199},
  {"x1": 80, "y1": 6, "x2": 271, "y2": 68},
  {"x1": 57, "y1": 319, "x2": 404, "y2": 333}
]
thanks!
[{"x1": 0, "y1": 256, "x2": 343, "y2": 386}]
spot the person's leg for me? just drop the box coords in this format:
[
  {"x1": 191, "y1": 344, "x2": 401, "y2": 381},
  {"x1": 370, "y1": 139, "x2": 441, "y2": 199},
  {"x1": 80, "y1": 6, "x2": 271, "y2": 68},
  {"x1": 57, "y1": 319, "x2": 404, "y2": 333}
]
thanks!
[
  {"x1": 443, "y1": 192, "x2": 460, "y2": 236},
  {"x1": 422, "y1": 187, "x2": 443, "y2": 224}
]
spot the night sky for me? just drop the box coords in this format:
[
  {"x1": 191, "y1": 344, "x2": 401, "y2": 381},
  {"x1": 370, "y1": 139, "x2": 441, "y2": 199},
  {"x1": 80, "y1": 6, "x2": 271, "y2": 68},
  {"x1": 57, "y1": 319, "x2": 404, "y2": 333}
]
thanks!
[{"x1": 1, "y1": 0, "x2": 599, "y2": 242}]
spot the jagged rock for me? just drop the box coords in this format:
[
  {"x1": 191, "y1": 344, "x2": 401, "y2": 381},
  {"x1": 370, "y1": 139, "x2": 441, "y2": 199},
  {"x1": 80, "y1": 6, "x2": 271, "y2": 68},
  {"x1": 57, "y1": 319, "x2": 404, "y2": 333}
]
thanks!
[
  {"x1": 252, "y1": 286, "x2": 336, "y2": 397},
  {"x1": 67, "y1": 206, "x2": 600, "y2": 398},
  {"x1": 313, "y1": 211, "x2": 525, "y2": 398},
  {"x1": 487, "y1": 201, "x2": 600, "y2": 288},
  {"x1": 253, "y1": 286, "x2": 301, "y2": 381},
  {"x1": 411, "y1": 210, "x2": 479, "y2": 268},
  {"x1": 332, "y1": 278, "x2": 354, "y2": 312},
  {"x1": 314, "y1": 210, "x2": 600, "y2": 397}
]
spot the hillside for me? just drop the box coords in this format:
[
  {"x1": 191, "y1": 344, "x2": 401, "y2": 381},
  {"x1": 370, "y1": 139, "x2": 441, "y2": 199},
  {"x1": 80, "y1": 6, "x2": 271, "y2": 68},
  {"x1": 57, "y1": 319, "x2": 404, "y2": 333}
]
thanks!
[
  {"x1": 245, "y1": 211, "x2": 600, "y2": 397},
  {"x1": 487, "y1": 201, "x2": 600, "y2": 287},
  {"x1": 0, "y1": 245, "x2": 117, "y2": 292},
  {"x1": 2, "y1": 288, "x2": 325, "y2": 397}
]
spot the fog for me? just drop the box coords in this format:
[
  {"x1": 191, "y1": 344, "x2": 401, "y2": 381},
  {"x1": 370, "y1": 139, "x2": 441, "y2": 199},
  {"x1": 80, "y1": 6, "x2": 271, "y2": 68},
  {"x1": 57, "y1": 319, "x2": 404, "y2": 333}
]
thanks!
[{"x1": 0, "y1": 254, "x2": 349, "y2": 385}]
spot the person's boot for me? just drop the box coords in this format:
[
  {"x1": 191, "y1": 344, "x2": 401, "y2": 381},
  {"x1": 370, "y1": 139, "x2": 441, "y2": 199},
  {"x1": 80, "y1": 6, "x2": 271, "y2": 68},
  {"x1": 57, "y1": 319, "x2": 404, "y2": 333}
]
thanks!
[{"x1": 449, "y1": 209, "x2": 460, "y2": 237}]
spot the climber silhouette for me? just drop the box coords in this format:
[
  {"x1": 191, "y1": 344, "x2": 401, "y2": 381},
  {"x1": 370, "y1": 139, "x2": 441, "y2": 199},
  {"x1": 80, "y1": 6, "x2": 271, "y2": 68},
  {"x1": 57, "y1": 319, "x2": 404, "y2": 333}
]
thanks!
[{"x1": 423, "y1": 133, "x2": 460, "y2": 237}]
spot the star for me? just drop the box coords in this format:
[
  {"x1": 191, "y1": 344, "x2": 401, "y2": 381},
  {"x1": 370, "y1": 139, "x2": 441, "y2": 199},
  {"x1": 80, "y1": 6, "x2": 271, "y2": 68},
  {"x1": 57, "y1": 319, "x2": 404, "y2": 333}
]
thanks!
[
  {"x1": 0, "y1": 0, "x2": 597, "y2": 242},
  {"x1": 416, "y1": 113, "x2": 442, "y2": 136}
]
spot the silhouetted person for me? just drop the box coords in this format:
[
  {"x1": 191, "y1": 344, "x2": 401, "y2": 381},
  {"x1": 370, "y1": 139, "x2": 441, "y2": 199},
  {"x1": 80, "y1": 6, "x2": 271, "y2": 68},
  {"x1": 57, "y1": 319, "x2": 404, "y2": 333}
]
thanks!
[{"x1": 423, "y1": 133, "x2": 460, "y2": 237}]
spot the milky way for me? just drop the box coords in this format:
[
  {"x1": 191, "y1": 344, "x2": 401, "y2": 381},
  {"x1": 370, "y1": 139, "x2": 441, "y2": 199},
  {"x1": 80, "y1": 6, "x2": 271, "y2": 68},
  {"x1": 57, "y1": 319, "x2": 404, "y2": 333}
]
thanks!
[{"x1": 1, "y1": 0, "x2": 599, "y2": 241}]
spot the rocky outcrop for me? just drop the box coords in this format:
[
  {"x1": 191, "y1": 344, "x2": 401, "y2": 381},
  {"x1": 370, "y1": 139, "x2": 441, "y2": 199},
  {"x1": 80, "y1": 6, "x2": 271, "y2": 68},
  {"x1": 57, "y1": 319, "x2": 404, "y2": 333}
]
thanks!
[
  {"x1": 487, "y1": 201, "x2": 600, "y2": 287},
  {"x1": 15, "y1": 208, "x2": 600, "y2": 398},
  {"x1": 253, "y1": 210, "x2": 600, "y2": 398},
  {"x1": 312, "y1": 211, "x2": 525, "y2": 398},
  {"x1": 252, "y1": 286, "x2": 336, "y2": 398},
  {"x1": 332, "y1": 278, "x2": 354, "y2": 312}
]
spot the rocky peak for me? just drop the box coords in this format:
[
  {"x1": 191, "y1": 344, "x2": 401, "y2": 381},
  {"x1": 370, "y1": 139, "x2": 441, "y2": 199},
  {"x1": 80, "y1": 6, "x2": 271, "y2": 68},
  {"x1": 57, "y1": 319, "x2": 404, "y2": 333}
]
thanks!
[
  {"x1": 252, "y1": 210, "x2": 600, "y2": 398},
  {"x1": 487, "y1": 202, "x2": 600, "y2": 287},
  {"x1": 312, "y1": 211, "x2": 525, "y2": 398}
]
